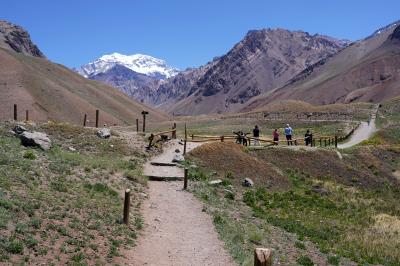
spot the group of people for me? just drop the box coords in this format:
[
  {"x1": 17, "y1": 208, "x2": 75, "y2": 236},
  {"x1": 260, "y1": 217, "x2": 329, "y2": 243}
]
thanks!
[{"x1": 235, "y1": 124, "x2": 313, "y2": 146}]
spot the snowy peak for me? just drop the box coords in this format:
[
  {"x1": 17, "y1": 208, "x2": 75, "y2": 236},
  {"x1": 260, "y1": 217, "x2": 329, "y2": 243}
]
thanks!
[
  {"x1": 365, "y1": 20, "x2": 400, "y2": 40},
  {"x1": 76, "y1": 52, "x2": 179, "y2": 79}
]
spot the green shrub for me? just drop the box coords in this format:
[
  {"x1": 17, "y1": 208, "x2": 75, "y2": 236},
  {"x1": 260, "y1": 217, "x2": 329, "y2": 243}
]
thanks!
[
  {"x1": 295, "y1": 241, "x2": 306, "y2": 250},
  {"x1": 7, "y1": 240, "x2": 24, "y2": 254},
  {"x1": 23, "y1": 150, "x2": 36, "y2": 160},
  {"x1": 297, "y1": 255, "x2": 314, "y2": 266},
  {"x1": 327, "y1": 255, "x2": 340, "y2": 265}
]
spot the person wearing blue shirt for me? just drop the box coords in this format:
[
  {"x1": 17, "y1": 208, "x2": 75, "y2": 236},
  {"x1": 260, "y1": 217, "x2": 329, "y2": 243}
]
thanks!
[{"x1": 284, "y1": 124, "x2": 294, "y2": 145}]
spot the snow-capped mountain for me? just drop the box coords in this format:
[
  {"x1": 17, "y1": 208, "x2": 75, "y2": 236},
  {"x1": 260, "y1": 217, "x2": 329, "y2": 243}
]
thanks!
[
  {"x1": 75, "y1": 52, "x2": 179, "y2": 79},
  {"x1": 365, "y1": 20, "x2": 400, "y2": 40}
]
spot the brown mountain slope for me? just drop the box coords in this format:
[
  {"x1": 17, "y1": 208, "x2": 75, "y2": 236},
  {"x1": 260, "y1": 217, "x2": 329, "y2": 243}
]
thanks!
[
  {"x1": 163, "y1": 29, "x2": 348, "y2": 115},
  {"x1": 242, "y1": 23, "x2": 400, "y2": 112},
  {"x1": 0, "y1": 48, "x2": 167, "y2": 125}
]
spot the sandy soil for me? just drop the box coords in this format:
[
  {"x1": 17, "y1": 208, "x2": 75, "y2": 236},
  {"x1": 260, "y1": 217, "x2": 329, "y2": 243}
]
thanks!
[{"x1": 116, "y1": 140, "x2": 236, "y2": 266}]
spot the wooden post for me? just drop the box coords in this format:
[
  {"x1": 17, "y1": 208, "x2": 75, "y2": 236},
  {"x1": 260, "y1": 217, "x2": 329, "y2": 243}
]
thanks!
[
  {"x1": 13, "y1": 104, "x2": 17, "y2": 121},
  {"x1": 221, "y1": 135, "x2": 224, "y2": 142},
  {"x1": 172, "y1": 123, "x2": 176, "y2": 139},
  {"x1": 183, "y1": 123, "x2": 187, "y2": 155},
  {"x1": 319, "y1": 138, "x2": 322, "y2": 147},
  {"x1": 95, "y1": 109, "x2": 99, "y2": 128},
  {"x1": 294, "y1": 139, "x2": 297, "y2": 146},
  {"x1": 328, "y1": 138, "x2": 331, "y2": 146},
  {"x1": 254, "y1": 248, "x2": 272, "y2": 266},
  {"x1": 136, "y1": 118, "x2": 139, "y2": 132},
  {"x1": 83, "y1": 114, "x2": 87, "y2": 127},
  {"x1": 324, "y1": 139, "x2": 327, "y2": 147},
  {"x1": 25, "y1": 110, "x2": 29, "y2": 122},
  {"x1": 183, "y1": 168, "x2": 188, "y2": 190},
  {"x1": 335, "y1": 136, "x2": 338, "y2": 148},
  {"x1": 123, "y1": 189, "x2": 131, "y2": 225},
  {"x1": 141, "y1": 111, "x2": 149, "y2": 132}
]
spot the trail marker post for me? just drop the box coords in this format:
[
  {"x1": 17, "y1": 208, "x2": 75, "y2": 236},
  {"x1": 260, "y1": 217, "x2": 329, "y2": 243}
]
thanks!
[
  {"x1": 25, "y1": 110, "x2": 29, "y2": 122},
  {"x1": 83, "y1": 114, "x2": 87, "y2": 127},
  {"x1": 123, "y1": 189, "x2": 131, "y2": 225},
  {"x1": 136, "y1": 118, "x2": 139, "y2": 132},
  {"x1": 95, "y1": 109, "x2": 99, "y2": 128},
  {"x1": 183, "y1": 168, "x2": 188, "y2": 190},
  {"x1": 183, "y1": 123, "x2": 187, "y2": 155},
  {"x1": 335, "y1": 136, "x2": 338, "y2": 148},
  {"x1": 172, "y1": 123, "x2": 177, "y2": 139},
  {"x1": 13, "y1": 104, "x2": 17, "y2": 121},
  {"x1": 254, "y1": 248, "x2": 272, "y2": 266},
  {"x1": 142, "y1": 111, "x2": 149, "y2": 132}
]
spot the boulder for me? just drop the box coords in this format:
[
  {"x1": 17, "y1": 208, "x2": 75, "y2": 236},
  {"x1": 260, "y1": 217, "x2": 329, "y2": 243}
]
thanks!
[
  {"x1": 12, "y1": 125, "x2": 27, "y2": 135},
  {"x1": 243, "y1": 178, "x2": 254, "y2": 187},
  {"x1": 20, "y1": 131, "x2": 52, "y2": 150},
  {"x1": 172, "y1": 153, "x2": 185, "y2": 163},
  {"x1": 97, "y1": 128, "x2": 111, "y2": 139}
]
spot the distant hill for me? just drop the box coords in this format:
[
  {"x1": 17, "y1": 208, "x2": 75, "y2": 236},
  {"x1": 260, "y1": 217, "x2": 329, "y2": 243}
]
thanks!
[
  {"x1": 160, "y1": 29, "x2": 350, "y2": 115},
  {"x1": 242, "y1": 22, "x2": 400, "y2": 112},
  {"x1": 0, "y1": 21, "x2": 167, "y2": 125}
]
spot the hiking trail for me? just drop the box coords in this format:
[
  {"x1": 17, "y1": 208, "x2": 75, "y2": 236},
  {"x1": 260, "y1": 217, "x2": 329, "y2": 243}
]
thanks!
[
  {"x1": 117, "y1": 140, "x2": 236, "y2": 266},
  {"x1": 338, "y1": 104, "x2": 379, "y2": 149}
]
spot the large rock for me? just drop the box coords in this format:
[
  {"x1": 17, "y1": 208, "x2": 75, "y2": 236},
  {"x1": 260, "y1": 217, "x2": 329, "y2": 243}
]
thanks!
[
  {"x1": 172, "y1": 153, "x2": 184, "y2": 163},
  {"x1": 12, "y1": 125, "x2": 27, "y2": 135},
  {"x1": 97, "y1": 128, "x2": 111, "y2": 139},
  {"x1": 20, "y1": 131, "x2": 52, "y2": 150},
  {"x1": 243, "y1": 178, "x2": 254, "y2": 187}
]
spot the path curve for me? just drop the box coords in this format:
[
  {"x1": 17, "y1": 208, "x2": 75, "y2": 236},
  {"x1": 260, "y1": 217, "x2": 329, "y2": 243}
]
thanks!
[
  {"x1": 338, "y1": 105, "x2": 379, "y2": 149},
  {"x1": 117, "y1": 141, "x2": 236, "y2": 266}
]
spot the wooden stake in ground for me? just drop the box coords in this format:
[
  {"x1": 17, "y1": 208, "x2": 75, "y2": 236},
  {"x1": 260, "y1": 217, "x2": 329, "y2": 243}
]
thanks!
[
  {"x1": 183, "y1": 123, "x2": 187, "y2": 155},
  {"x1": 123, "y1": 189, "x2": 131, "y2": 225},
  {"x1": 172, "y1": 123, "x2": 177, "y2": 139},
  {"x1": 183, "y1": 168, "x2": 188, "y2": 190},
  {"x1": 25, "y1": 110, "x2": 29, "y2": 122},
  {"x1": 254, "y1": 248, "x2": 272, "y2": 266},
  {"x1": 136, "y1": 118, "x2": 139, "y2": 132},
  {"x1": 13, "y1": 104, "x2": 17, "y2": 121},
  {"x1": 142, "y1": 111, "x2": 149, "y2": 132},
  {"x1": 83, "y1": 114, "x2": 87, "y2": 127},
  {"x1": 95, "y1": 109, "x2": 99, "y2": 128}
]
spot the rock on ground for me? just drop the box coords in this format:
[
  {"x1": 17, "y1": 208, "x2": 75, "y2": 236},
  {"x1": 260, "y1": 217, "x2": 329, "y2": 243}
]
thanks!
[
  {"x1": 97, "y1": 128, "x2": 111, "y2": 139},
  {"x1": 20, "y1": 131, "x2": 52, "y2": 150}
]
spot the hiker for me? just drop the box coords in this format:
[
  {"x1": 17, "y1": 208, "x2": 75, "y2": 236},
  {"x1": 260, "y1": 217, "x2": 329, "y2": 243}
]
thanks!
[
  {"x1": 233, "y1": 131, "x2": 243, "y2": 144},
  {"x1": 284, "y1": 124, "x2": 294, "y2": 145},
  {"x1": 305, "y1": 129, "x2": 313, "y2": 146},
  {"x1": 273, "y1": 129, "x2": 280, "y2": 145},
  {"x1": 253, "y1": 125, "x2": 260, "y2": 146},
  {"x1": 241, "y1": 132, "x2": 250, "y2": 146}
]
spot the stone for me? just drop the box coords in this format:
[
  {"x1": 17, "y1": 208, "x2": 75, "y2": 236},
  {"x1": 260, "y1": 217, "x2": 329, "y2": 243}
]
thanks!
[
  {"x1": 68, "y1": 147, "x2": 76, "y2": 152},
  {"x1": 175, "y1": 149, "x2": 181, "y2": 153},
  {"x1": 12, "y1": 125, "x2": 27, "y2": 135},
  {"x1": 208, "y1": 179, "x2": 223, "y2": 185},
  {"x1": 243, "y1": 178, "x2": 254, "y2": 187},
  {"x1": 20, "y1": 131, "x2": 52, "y2": 150},
  {"x1": 97, "y1": 128, "x2": 111, "y2": 139},
  {"x1": 172, "y1": 153, "x2": 184, "y2": 163}
]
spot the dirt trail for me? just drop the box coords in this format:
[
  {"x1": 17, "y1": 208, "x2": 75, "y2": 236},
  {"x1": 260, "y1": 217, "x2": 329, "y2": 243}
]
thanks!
[
  {"x1": 117, "y1": 140, "x2": 236, "y2": 266},
  {"x1": 339, "y1": 104, "x2": 379, "y2": 149}
]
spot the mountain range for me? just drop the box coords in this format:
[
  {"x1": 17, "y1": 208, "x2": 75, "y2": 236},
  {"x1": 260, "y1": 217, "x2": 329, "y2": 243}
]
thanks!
[{"x1": 0, "y1": 20, "x2": 166, "y2": 125}]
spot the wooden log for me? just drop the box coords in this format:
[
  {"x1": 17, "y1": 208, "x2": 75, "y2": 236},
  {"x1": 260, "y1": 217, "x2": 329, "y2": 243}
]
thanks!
[
  {"x1": 123, "y1": 189, "x2": 131, "y2": 225},
  {"x1": 13, "y1": 104, "x2": 17, "y2": 121},
  {"x1": 25, "y1": 110, "x2": 29, "y2": 122},
  {"x1": 221, "y1": 136, "x2": 224, "y2": 142},
  {"x1": 254, "y1": 248, "x2": 272, "y2": 266},
  {"x1": 83, "y1": 114, "x2": 87, "y2": 127},
  {"x1": 319, "y1": 138, "x2": 322, "y2": 147},
  {"x1": 95, "y1": 109, "x2": 99, "y2": 128},
  {"x1": 136, "y1": 118, "x2": 139, "y2": 132},
  {"x1": 335, "y1": 136, "x2": 338, "y2": 148},
  {"x1": 183, "y1": 168, "x2": 188, "y2": 190}
]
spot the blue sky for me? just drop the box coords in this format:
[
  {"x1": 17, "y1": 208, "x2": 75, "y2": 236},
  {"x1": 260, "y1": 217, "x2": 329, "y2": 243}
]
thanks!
[{"x1": 2, "y1": 0, "x2": 399, "y2": 69}]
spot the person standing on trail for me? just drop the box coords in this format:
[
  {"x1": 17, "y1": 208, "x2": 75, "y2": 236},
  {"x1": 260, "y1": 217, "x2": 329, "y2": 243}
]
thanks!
[
  {"x1": 305, "y1": 129, "x2": 313, "y2": 146},
  {"x1": 284, "y1": 124, "x2": 294, "y2": 145},
  {"x1": 253, "y1": 125, "x2": 260, "y2": 146},
  {"x1": 273, "y1": 129, "x2": 280, "y2": 145}
]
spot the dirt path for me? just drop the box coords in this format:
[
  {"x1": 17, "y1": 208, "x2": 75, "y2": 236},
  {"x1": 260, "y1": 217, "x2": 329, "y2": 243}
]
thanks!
[
  {"x1": 338, "y1": 104, "x2": 379, "y2": 149},
  {"x1": 117, "y1": 141, "x2": 236, "y2": 266}
]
